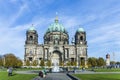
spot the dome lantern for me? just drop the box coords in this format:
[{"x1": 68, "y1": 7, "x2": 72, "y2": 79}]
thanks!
[
  {"x1": 77, "y1": 27, "x2": 85, "y2": 32},
  {"x1": 28, "y1": 24, "x2": 36, "y2": 31}
]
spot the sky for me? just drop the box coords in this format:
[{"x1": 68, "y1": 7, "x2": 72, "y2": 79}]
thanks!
[{"x1": 0, "y1": 0, "x2": 120, "y2": 61}]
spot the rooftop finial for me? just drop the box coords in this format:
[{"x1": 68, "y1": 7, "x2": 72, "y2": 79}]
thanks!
[
  {"x1": 55, "y1": 12, "x2": 58, "y2": 23},
  {"x1": 32, "y1": 24, "x2": 34, "y2": 26},
  {"x1": 28, "y1": 24, "x2": 35, "y2": 31}
]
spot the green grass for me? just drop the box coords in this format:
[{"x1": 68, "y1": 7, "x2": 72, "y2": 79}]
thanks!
[
  {"x1": 94, "y1": 68, "x2": 120, "y2": 72},
  {"x1": 0, "y1": 71, "x2": 37, "y2": 80},
  {"x1": 14, "y1": 68, "x2": 42, "y2": 71},
  {"x1": 73, "y1": 74, "x2": 120, "y2": 80}
]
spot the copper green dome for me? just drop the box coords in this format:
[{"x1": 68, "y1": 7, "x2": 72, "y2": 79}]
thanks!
[
  {"x1": 77, "y1": 27, "x2": 85, "y2": 32},
  {"x1": 28, "y1": 25, "x2": 36, "y2": 31},
  {"x1": 46, "y1": 17, "x2": 67, "y2": 33}
]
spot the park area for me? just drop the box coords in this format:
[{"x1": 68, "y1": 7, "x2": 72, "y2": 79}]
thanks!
[
  {"x1": 0, "y1": 68, "x2": 120, "y2": 80},
  {"x1": 74, "y1": 74, "x2": 120, "y2": 80},
  {"x1": 0, "y1": 71, "x2": 37, "y2": 80}
]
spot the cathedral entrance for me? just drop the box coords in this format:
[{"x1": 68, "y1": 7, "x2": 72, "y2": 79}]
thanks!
[
  {"x1": 51, "y1": 53, "x2": 59, "y2": 66},
  {"x1": 51, "y1": 51, "x2": 61, "y2": 72}
]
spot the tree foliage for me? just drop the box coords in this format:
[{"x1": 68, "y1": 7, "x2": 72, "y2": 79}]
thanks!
[
  {"x1": 59, "y1": 60, "x2": 64, "y2": 66},
  {"x1": 26, "y1": 60, "x2": 30, "y2": 66},
  {"x1": 40, "y1": 59, "x2": 45, "y2": 66},
  {"x1": 46, "y1": 60, "x2": 51, "y2": 67},
  {"x1": 81, "y1": 59, "x2": 85, "y2": 67},
  {"x1": 97, "y1": 57, "x2": 105, "y2": 67},
  {"x1": 32, "y1": 60, "x2": 38, "y2": 66},
  {"x1": 71, "y1": 61, "x2": 77, "y2": 66},
  {"x1": 66, "y1": 61, "x2": 71, "y2": 66},
  {"x1": 110, "y1": 61, "x2": 116, "y2": 65},
  {"x1": 88, "y1": 57, "x2": 97, "y2": 67},
  {"x1": 88, "y1": 57, "x2": 106, "y2": 68},
  {"x1": 3, "y1": 53, "x2": 23, "y2": 68},
  {"x1": 0, "y1": 58, "x2": 3, "y2": 66}
]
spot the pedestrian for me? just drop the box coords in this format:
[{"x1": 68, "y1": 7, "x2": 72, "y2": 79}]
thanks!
[
  {"x1": 39, "y1": 71, "x2": 43, "y2": 78},
  {"x1": 42, "y1": 68, "x2": 47, "y2": 78},
  {"x1": 7, "y1": 67, "x2": 12, "y2": 76}
]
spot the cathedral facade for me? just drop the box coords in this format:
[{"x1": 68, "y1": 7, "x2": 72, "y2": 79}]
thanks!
[{"x1": 24, "y1": 17, "x2": 88, "y2": 67}]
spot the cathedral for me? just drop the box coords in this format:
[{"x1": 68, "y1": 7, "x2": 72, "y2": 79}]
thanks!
[{"x1": 24, "y1": 16, "x2": 88, "y2": 67}]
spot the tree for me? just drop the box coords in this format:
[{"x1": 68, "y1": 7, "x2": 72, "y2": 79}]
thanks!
[
  {"x1": 110, "y1": 61, "x2": 116, "y2": 65},
  {"x1": 88, "y1": 57, "x2": 97, "y2": 67},
  {"x1": 26, "y1": 60, "x2": 30, "y2": 66},
  {"x1": 81, "y1": 59, "x2": 85, "y2": 67},
  {"x1": 3, "y1": 53, "x2": 23, "y2": 68},
  {"x1": 32, "y1": 60, "x2": 38, "y2": 66},
  {"x1": 0, "y1": 58, "x2": 3, "y2": 66},
  {"x1": 40, "y1": 59, "x2": 45, "y2": 66},
  {"x1": 46, "y1": 60, "x2": 51, "y2": 67},
  {"x1": 16, "y1": 58, "x2": 23, "y2": 67},
  {"x1": 59, "y1": 60, "x2": 64, "y2": 66},
  {"x1": 97, "y1": 57, "x2": 105, "y2": 67},
  {"x1": 116, "y1": 62, "x2": 120, "y2": 65},
  {"x1": 73, "y1": 61, "x2": 77, "y2": 66},
  {"x1": 66, "y1": 61, "x2": 71, "y2": 66}
]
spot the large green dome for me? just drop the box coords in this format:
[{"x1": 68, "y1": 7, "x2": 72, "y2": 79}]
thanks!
[{"x1": 46, "y1": 17, "x2": 67, "y2": 33}]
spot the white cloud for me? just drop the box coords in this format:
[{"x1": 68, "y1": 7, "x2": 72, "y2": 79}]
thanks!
[{"x1": 88, "y1": 23, "x2": 120, "y2": 44}]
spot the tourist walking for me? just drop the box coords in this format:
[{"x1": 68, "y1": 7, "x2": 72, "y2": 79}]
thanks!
[{"x1": 7, "y1": 67, "x2": 12, "y2": 76}]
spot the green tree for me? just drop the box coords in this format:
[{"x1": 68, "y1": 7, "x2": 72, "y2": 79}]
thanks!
[
  {"x1": 3, "y1": 53, "x2": 23, "y2": 68},
  {"x1": 32, "y1": 60, "x2": 38, "y2": 66},
  {"x1": 59, "y1": 60, "x2": 64, "y2": 66},
  {"x1": 0, "y1": 58, "x2": 3, "y2": 66},
  {"x1": 40, "y1": 59, "x2": 45, "y2": 66},
  {"x1": 66, "y1": 61, "x2": 71, "y2": 66},
  {"x1": 110, "y1": 61, "x2": 116, "y2": 65},
  {"x1": 116, "y1": 62, "x2": 120, "y2": 65},
  {"x1": 73, "y1": 61, "x2": 77, "y2": 66},
  {"x1": 16, "y1": 59, "x2": 23, "y2": 67},
  {"x1": 88, "y1": 57, "x2": 97, "y2": 67},
  {"x1": 97, "y1": 57, "x2": 105, "y2": 67},
  {"x1": 26, "y1": 60, "x2": 30, "y2": 66},
  {"x1": 81, "y1": 59, "x2": 85, "y2": 67},
  {"x1": 46, "y1": 60, "x2": 51, "y2": 67}
]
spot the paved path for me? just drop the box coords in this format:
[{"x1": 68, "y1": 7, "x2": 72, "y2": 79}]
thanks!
[{"x1": 33, "y1": 73, "x2": 72, "y2": 80}]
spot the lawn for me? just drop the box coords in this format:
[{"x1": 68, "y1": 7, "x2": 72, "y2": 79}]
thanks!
[
  {"x1": 94, "y1": 68, "x2": 120, "y2": 72},
  {"x1": 73, "y1": 74, "x2": 120, "y2": 80},
  {"x1": 0, "y1": 71, "x2": 37, "y2": 80}
]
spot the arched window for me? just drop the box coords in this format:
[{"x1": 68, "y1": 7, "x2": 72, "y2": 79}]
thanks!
[
  {"x1": 80, "y1": 36, "x2": 83, "y2": 41},
  {"x1": 29, "y1": 36, "x2": 33, "y2": 40}
]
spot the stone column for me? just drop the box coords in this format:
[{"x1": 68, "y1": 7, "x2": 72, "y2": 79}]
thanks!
[{"x1": 85, "y1": 57, "x2": 87, "y2": 67}]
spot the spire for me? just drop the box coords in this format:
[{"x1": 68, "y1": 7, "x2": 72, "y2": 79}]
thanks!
[{"x1": 55, "y1": 12, "x2": 58, "y2": 23}]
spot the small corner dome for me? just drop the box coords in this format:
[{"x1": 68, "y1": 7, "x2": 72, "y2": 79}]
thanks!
[
  {"x1": 77, "y1": 27, "x2": 85, "y2": 32},
  {"x1": 28, "y1": 26, "x2": 36, "y2": 31}
]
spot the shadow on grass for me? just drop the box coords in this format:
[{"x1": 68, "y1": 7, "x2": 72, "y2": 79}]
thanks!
[{"x1": 12, "y1": 73, "x2": 17, "y2": 76}]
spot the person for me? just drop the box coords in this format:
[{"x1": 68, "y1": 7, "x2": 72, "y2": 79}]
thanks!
[
  {"x1": 7, "y1": 67, "x2": 12, "y2": 76},
  {"x1": 39, "y1": 71, "x2": 43, "y2": 78},
  {"x1": 42, "y1": 68, "x2": 47, "y2": 78}
]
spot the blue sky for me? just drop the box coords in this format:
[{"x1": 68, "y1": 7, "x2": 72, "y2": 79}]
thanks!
[{"x1": 0, "y1": 0, "x2": 120, "y2": 61}]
